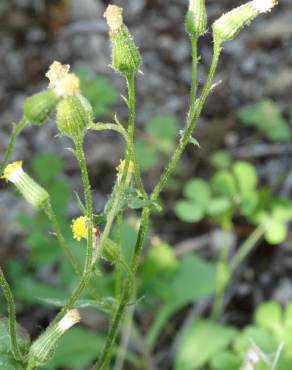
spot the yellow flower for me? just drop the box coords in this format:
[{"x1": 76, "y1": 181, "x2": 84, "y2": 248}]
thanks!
[
  {"x1": 46, "y1": 61, "x2": 80, "y2": 97},
  {"x1": 116, "y1": 159, "x2": 134, "y2": 179},
  {"x1": 2, "y1": 161, "x2": 24, "y2": 183},
  {"x1": 71, "y1": 216, "x2": 96, "y2": 242},
  {"x1": 103, "y1": 5, "x2": 123, "y2": 32}
]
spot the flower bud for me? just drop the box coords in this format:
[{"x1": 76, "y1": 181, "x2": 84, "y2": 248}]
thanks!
[
  {"x1": 1, "y1": 161, "x2": 49, "y2": 209},
  {"x1": 104, "y1": 5, "x2": 141, "y2": 76},
  {"x1": 185, "y1": 0, "x2": 207, "y2": 37},
  {"x1": 56, "y1": 93, "x2": 93, "y2": 142},
  {"x1": 27, "y1": 310, "x2": 80, "y2": 368},
  {"x1": 23, "y1": 90, "x2": 59, "y2": 125},
  {"x1": 102, "y1": 238, "x2": 120, "y2": 263},
  {"x1": 212, "y1": 0, "x2": 278, "y2": 43}
]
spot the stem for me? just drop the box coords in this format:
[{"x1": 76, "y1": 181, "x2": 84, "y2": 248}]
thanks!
[
  {"x1": 0, "y1": 267, "x2": 23, "y2": 361},
  {"x1": 88, "y1": 122, "x2": 128, "y2": 142},
  {"x1": 211, "y1": 230, "x2": 230, "y2": 320},
  {"x1": 229, "y1": 224, "x2": 266, "y2": 275},
  {"x1": 151, "y1": 40, "x2": 221, "y2": 201},
  {"x1": 44, "y1": 202, "x2": 81, "y2": 276},
  {"x1": 94, "y1": 37, "x2": 221, "y2": 370},
  {"x1": 126, "y1": 75, "x2": 147, "y2": 198},
  {"x1": 50, "y1": 139, "x2": 94, "y2": 324},
  {"x1": 189, "y1": 35, "x2": 198, "y2": 119},
  {"x1": 0, "y1": 118, "x2": 29, "y2": 175}
]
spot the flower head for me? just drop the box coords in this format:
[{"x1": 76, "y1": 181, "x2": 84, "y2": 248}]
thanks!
[
  {"x1": 251, "y1": 0, "x2": 278, "y2": 13},
  {"x1": 2, "y1": 161, "x2": 49, "y2": 209},
  {"x1": 46, "y1": 61, "x2": 80, "y2": 97},
  {"x1": 58, "y1": 309, "x2": 81, "y2": 333},
  {"x1": 71, "y1": 216, "x2": 96, "y2": 241},
  {"x1": 103, "y1": 5, "x2": 123, "y2": 32},
  {"x1": 2, "y1": 161, "x2": 24, "y2": 183},
  {"x1": 116, "y1": 159, "x2": 134, "y2": 176}
]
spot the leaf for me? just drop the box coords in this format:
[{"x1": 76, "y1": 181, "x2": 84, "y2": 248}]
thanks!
[
  {"x1": 239, "y1": 99, "x2": 291, "y2": 142},
  {"x1": 207, "y1": 197, "x2": 232, "y2": 216},
  {"x1": 233, "y1": 326, "x2": 278, "y2": 356},
  {"x1": 264, "y1": 218, "x2": 288, "y2": 245},
  {"x1": 44, "y1": 327, "x2": 105, "y2": 370},
  {"x1": 40, "y1": 298, "x2": 116, "y2": 315},
  {"x1": 255, "y1": 302, "x2": 283, "y2": 335},
  {"x1": 32, "y1": 153, "x2": 63, "y2": 184},
  {"x1": 211, "y1": 171, "x2": 237, "y2": 197},
  {"x1": 209, "y1": 151, "x2": 232, "y2": 170},
  {"x1": 210, "y1": 351, "x2": 240, "y2": 370},
  {"x1": 233, "y1": 161, "x2": 257, "y2": 195},
  {"x1": 0, "y1": 354, "x2": 24, "y2": 370},
  {"x1": 174, "y1": 201, "x2": 204, "y2": 223},
  {"x1": 0, "y1": 317, "x2": 30, "y2": 356},
  {"x1": 174, "y1": 320, "x2": 238, "y2": 370},
  {"x1": 189, "y1": 137, "x2": 200, "y2": 148},
  {"x1": 183, "y1": 178, "x2": 211, "y2": 208},
  {"x1": 146, "y1": 256, "x2": 216, "y2": 349},
  {"x1": 271, "y1": 199, "x2": 292, "y2": 222}
]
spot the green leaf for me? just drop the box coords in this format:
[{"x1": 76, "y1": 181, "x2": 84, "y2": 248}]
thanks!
[
  {"x1": 183, "y1": 179, "x2": 211, "y2": 208},
  {"x1": 207, "y1": 197, "x2": 232, "y2": 216},
  {"x1": 212, "y1": 171, "x2": 237, "y2": 197},
  {"x1": 239, "y1": 191, "x2": 259, "y2": 216},
  {"x1": 209, "y1": 151, "x2": 232, "y2": 170},
  {"x1": 174, "y1": 320, "x2": 238, "y2": 370},
  {"x1": 234, "y1": 326, "x2": 278, "y2": 356},
  {"x1": 174, "y1": 201, "x2": 204, "y2": 222},
  {"x1": 40, "y1": 298, "x2": 116, "y2": 315},
  {"x1": 233, "y1": 161, "x2": 257, "y2": 195},
  {"x1": 264, "y1": 218, "x2": 288, "y2": 245},
  {"x1": 0, "y1": 317, "x2": 30, "y2": 357},
  {"x1": 271, "y1": 199, "x2": 292, "y2": 222},
  {"x1": 45, "y1": 328, "x2": 105, "y2": 370},
  {"x1": 32, "y1": 153, "x2": 63, "y2": 184},
  {"x1": 189, "y1": 137, "x2": 200, "y2": 148},
  {"x1": 284, "y1": 303, "x2": 292, "y2": 329},
  {"x1": 210, "y1": 351, "x2": 240, "y2": 370},
  {"x1": 0, "y1": 354, "x2": 24, "y2": 369},
  {"x1": 239, "y1": 99, "x2": 291, "y2": 142},
  {"x1": 255, "y1": 302, "x2": 283, "y2": 335}
]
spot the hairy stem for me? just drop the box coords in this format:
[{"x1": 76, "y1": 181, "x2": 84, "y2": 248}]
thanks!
[
  {"x1": 0, "y1": 118, "x2": 29, "y2": 175},
  {"x1": 88, "y1": 122, "x2": 128, "y2": 142},
  {"x1": 126, "y1": 75, "x2": 147, "y2": 198},
  {"x1": 0, "y1": 267, "x2": 23, "y2": 361}
]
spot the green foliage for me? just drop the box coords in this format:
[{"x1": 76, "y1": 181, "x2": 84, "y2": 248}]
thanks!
[
  {"x1": 175, "y1": 320, "x2": 238, "y2": 370},
  {"x1": 174, "y1": 157, "x2": 292, "y2": 244},
  {"x1": 239, "y1": 99, "x2": 292, "y2": 141}
]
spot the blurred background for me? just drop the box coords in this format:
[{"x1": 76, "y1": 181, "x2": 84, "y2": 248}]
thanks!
[{"x1": 0, "y1": 1, "x2": 292, "y2": 369}]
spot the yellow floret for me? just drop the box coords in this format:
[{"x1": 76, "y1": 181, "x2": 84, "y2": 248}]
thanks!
[
  {"x1": 116, "y1": 159, "x2": 134, "y2": 177},
  {"x1": 71, "y1": 216, "x2": 96, "y2": 242},
  {"x1": 1, "y1": 161, "x2": 23, "y2": 182}
]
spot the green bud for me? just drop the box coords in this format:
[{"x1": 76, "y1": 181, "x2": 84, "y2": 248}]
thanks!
[
  {"x1": 27, "y1": 310, "x2": 80, "y2": 368},
  {"x1": 104, "y1": 5, "x2": 141, "y2": 76},
  {"x1": 56, "y1": 93, "x2": 93, "y2": 142},
  {"x1": 2, "y1": 161, "x2": 49, "y2": 209},
  {"x1": 185, "y1": 0, "x2": 207, "y2": 37},
  {"x1": 212, "y1": 0, "x2": 278, "y2": 44},
  {"x1": 102, "y1": 238, "x2": 120, "y2": 263},
  {"x1": 23, "y1": 90, "x2": 59, "y2": 125}
]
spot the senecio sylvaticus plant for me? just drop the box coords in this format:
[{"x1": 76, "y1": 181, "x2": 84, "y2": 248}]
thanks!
[{"x1": 0, "y1": 1, "x2": 278, "y2": 369}]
